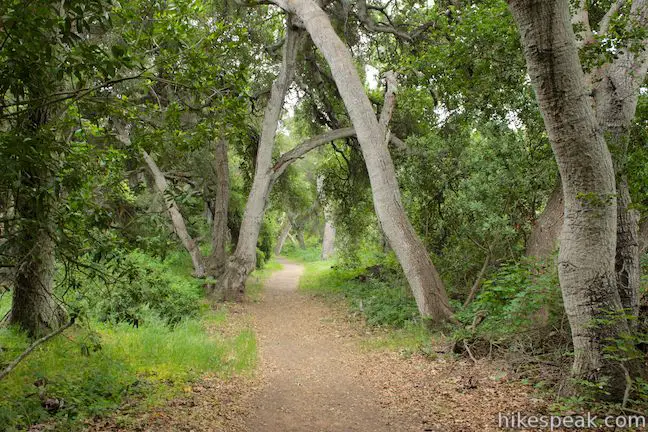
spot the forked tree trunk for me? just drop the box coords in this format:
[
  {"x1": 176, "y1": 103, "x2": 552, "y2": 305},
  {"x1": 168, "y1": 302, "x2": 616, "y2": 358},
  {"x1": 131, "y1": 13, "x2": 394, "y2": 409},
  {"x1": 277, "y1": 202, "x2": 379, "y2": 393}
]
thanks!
[
  {"x1": 272, "y1": 0, "x2": 453, "y2": 323},
  {"x1": 524, "y1": 1, "x2": 648, "y2": 316},
  {"x1": 216, "y1": 23, "x2": 303, "y2": 300},
  {"x1": 509, "y1": 0, "x2": 629, "y2": 399},
  {"x1": 207, "y1": 139, "x2": 230, "y2": 277},
  {"x1": 274, "y1": 217, "x2": 292, "y2": 255},
  {"x1": 142, "y1": 151, "x2": 205, "y2": 277},
  {"x1": 526, "y1": 180, "x2": 563, "y2": 258}
]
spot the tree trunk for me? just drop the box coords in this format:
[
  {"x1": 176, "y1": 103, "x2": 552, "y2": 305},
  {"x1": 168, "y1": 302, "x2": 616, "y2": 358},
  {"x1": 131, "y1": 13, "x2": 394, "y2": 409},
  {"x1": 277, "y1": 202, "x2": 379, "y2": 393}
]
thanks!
[
  {"x1": 317, "y1": 175, "x2": 335, "y2": 260},
  {"x1": 640, "y1": 218, "x2": 648, "y2": 256},
  {"x1": 321, "y1": 219, "x2": 336, "y2": 260},
  {"x1": 207, "y1": 139, "x2": 230, "y2": 277},
  {"x1": 509, "y1": 0, "x2": 629, "y2": 399},
  {"x1": 526, "y1": 180, "x2": 563, "y2": 258},
  {"x1": 216, "y1": 23, "x2": 303, "y2": 300},
  {"x1": 10, "y1": 173, "x2": 66, "y2": 338},
  {"x1": 296, "y1": 230, "x2": 306, "y2": 249},
  {"x1": 592, "y1": 24, "x2": 648, "y2": 317},
  {"x1": 142, "y1": 151, "x2": 205, "y2": 277},
  {"x1": 273, "y1": 0, "x2": 453, "y2": 323},
  {"x1": 274, "y1": 217, "x2": 292, "y2": 255}
]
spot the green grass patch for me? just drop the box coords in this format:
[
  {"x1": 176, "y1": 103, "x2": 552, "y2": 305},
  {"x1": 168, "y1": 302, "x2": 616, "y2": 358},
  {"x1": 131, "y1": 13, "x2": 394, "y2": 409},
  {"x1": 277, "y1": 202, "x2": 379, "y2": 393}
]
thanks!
[
  {"x1": 245, "y1": 258, "x2": 283, "y2": 300},
  {"x1": 0, "y1": 308, "x2": 255, "y2": 431},
  {"x1": 281, "y1": 243, "x2": 322, "y2": 262},
  {"x1": 298, "y1": 260, "x2": 437, "y2": 353},
  {"x1": 0, "y1": 251, "x2": 257, "y2": 431},
  {"x1": 0, "y1": 291, "x2": 10, "y2": 320}
]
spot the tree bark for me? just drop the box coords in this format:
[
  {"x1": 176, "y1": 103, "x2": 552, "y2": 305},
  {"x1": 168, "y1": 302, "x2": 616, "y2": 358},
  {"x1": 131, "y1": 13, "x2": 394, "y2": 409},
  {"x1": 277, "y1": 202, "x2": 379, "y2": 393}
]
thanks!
[
  {"x1": 271, "y1": 0, "x2": 454, "y2": 323},
  {"x1": 591, "y1": 0, "x2": 648, "y2": 316},
  {"x1": 526, "y1": 181, "x2": 563, "y2": 258},
  {"x1": 321, "y1": 219, "x2": 336, "y2": 260},
  {"x1": 10, "y1": 170, "x2": 67, "y2": 338},
  {"x1": 509, "y1": 0, "x2": 630, "y2": 399},
  {"x1": 317, "y1": 175, "x2": 336, "y2": 260},
  {"x1": 10, "y1": 98, "x2": 66, "y2": 337},
  {"x1": 296, "y1": 230, "x2": 306, "y2": 249},
  {"x1": 640, "y1": 218, "x2": 648, "y2": 256},
  {"x1": 142, "y1": 151, "x2": 205, "y2": 277},
  {"x1": 274, "y1": 217, "x2": 292, "y2": 255},
  {"x1": 207, "y1": 139, "x2": 230, "y2": 277},
  {"x1": 216, "y1": 23, "x2": 303, "y2": 301}
]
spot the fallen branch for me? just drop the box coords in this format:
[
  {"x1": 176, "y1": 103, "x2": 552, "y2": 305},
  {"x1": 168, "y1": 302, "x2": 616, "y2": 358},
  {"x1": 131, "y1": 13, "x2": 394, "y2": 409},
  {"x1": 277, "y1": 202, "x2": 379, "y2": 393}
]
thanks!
[{"x1": 0, "y1": 318, "x2": 75, "y2": 381}]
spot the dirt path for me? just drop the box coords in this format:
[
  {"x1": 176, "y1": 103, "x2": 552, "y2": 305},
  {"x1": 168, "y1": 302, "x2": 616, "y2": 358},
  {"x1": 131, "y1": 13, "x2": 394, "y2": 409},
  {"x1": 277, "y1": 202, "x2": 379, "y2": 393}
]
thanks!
[
  {"x1": 244, "y1": 258, "x2": 406, "y2": 431},
  {"x1": 86, "y1": 258, "x2": 545, "y2": 432}
]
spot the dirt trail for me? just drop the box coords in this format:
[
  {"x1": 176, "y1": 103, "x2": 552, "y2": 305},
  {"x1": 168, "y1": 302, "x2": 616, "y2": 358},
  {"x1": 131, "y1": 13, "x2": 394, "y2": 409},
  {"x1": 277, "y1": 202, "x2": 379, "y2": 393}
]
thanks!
[
  {"x1": 86, "y1": 258, "x2": 544, "y2": 432},
  {"x1": 244, "y1": 258, "x2": 406, "y2": 431}
]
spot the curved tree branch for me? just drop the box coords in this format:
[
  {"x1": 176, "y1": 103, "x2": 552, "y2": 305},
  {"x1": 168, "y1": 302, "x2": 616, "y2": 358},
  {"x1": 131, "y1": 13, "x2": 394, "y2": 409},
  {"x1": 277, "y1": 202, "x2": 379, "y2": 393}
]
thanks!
[{"x1": 0, "y1": 318, "x2": 75, "y2": 382}]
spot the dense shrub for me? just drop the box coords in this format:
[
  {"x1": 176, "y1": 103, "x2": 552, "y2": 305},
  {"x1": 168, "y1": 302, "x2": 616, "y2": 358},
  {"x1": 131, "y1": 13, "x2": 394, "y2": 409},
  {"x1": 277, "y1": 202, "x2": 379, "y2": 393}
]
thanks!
[
  {"x1": 299, "y1": 261, "x2": 419, "y2": 328},
  {"x1": 91, "y1": 251, "x2": 202, "y2": 326},
  {"x1": 455, "y1": 257, "x2": 564, "y2": 345}
]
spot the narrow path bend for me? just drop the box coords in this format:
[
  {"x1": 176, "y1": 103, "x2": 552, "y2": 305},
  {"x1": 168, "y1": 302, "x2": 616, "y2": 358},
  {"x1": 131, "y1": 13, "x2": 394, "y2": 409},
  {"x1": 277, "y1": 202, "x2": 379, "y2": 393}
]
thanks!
[{"x1": 245, "y1": 258, "x2": 404, "y2": 432}]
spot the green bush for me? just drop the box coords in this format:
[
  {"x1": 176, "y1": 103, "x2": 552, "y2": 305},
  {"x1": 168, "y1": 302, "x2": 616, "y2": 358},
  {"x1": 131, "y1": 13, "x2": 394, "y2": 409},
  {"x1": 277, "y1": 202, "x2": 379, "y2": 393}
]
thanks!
[
  {"x1": 456, "y1": 257, "x2": 563, "y2": 341},
  {"x1": 91, "y1": 251, "x2": 202, "y2": 326},
  {"x1": 299, "y1": 261, "x2": 419, "y2": 328}
]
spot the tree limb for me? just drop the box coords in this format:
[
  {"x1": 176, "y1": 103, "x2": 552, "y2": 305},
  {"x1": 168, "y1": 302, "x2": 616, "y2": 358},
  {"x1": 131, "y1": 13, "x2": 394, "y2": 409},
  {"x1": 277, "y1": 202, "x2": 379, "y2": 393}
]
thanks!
[
  {"x1": 0, "y1": 318, "x2": 75, "y2": 381},
  {"x1": 571, "y1": 0, "x2": 594, "y2": 48},
  {"x1": 599, "y1": 0, "x2": 626, "y2": 34},
  {"x1": 463, "y1": 252, "x2": 491, "y2": 307},
  {"x1": 355, "y1": 0, "x2": 413, "y2": 41}
]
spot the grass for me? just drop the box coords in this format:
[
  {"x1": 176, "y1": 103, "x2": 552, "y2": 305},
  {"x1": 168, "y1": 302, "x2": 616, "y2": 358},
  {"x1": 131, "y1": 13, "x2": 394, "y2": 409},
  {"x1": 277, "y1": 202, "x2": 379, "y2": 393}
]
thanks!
[
  {"x1": 281, "y1": 243, "x2": 322, "y2": 263},
  {"x1": 0, "y1": 305, "x2": 256, "y2": 431},
  {"x1": 298, "y1": 260, "x2": 440, "y2": 354},
  {"x1": 0, "y1": 251, "x2": 258, "y2": 432},
  {"x1": 0, "y1": 288, "x2": 10, "y2": 318},
  {"x1": 245, "y1": 258, "x2": 283, "y2": 301}
]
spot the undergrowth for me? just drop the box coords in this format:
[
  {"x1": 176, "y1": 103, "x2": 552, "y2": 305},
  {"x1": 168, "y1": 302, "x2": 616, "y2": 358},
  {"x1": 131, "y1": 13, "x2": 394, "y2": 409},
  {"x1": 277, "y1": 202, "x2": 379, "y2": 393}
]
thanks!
[
  {"x1": 298, "y1": 260, "x2": 435, "y2": 355},
  {"x1": 281, "y1": 242, "x2": 322, "y2": 263},
  {"x1": 0, "y1": 251, "x2": 257, "y2": 431}
]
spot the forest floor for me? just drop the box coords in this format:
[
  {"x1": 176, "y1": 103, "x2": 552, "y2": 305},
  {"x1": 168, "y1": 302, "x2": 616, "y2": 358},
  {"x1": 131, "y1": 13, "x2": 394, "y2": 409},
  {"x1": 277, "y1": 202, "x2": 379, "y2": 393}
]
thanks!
[{"x1": 87, "y1": 258, "x2": 549, "y2": 432}]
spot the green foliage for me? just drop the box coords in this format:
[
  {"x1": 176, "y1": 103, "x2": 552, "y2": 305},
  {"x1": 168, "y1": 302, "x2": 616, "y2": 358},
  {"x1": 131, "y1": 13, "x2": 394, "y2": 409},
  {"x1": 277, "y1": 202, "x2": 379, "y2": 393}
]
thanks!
[
  {"x1": 299, "y1": 261, "x2": 419, "y2": 328},
  {"x1": 0, "y1": 308, "x2": 255, "y2": 431},
  {"x1": 456, "y1": 258, "x2": 563, "y2": 341},
  {"x1": 282, "y1": 242, "x2": 322, "y2": 263},
  {"x1": 88, "y1": 251, "x2": 202, "y2": 326}
]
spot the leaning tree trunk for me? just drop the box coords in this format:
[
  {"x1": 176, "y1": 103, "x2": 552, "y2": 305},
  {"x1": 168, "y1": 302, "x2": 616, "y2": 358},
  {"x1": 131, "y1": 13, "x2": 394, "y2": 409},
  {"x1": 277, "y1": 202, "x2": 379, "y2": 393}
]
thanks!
[
  {"x1": 272, "y1": 0, "x2": 453, "y2": 323},
  {"x1": 142, "y1": 151, "x2": 205, "y2": 277},
  {"x1": 509, "y1": 0, "x2": 629, "y2": 399},
  {"x1": 274, "y1": 217, "x2": 292, "y2": 255},
  {"x1": 207, "y1": 139, "x2": 230, "y2": 277},
  {"x1": 216, "y1": 23, "x2": 302, "y2": 300}
]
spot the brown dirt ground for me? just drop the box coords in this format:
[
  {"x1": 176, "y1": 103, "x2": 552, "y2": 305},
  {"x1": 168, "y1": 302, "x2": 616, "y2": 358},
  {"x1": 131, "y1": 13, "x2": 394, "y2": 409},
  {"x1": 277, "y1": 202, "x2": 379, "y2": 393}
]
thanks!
[{"x1": 84, "y1": 258, "x2": 549, "y2": 432}]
